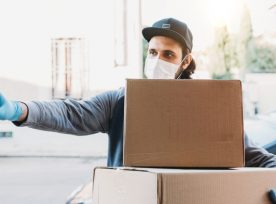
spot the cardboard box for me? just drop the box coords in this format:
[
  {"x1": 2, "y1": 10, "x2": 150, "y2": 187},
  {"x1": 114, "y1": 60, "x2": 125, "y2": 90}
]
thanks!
[
  {"x1": 92, "y1": 167, "x2": 276, "y2": 204},
  {"x1": 124, "y1": 79, "x2": 244, "y2": 168}
]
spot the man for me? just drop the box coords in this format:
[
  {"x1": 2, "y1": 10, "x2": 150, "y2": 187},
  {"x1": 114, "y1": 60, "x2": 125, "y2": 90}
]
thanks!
[{"x1": 0, "y1": 18, "x2": 276, "y2": 168}]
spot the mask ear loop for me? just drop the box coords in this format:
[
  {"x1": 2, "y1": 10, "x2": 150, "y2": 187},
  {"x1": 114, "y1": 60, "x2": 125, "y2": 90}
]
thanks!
[{"x1": 174, "y1": 55, "x2": 189, "y2": 79}]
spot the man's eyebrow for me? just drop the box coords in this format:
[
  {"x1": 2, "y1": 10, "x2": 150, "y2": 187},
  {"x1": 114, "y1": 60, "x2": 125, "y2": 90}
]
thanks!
[{"x1": 163, "y1": 50, "x2": 176, "y2": 54}]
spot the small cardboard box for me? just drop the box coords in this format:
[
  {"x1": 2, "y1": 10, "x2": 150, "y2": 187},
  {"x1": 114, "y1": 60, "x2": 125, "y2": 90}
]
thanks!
[
  {"x1": 92, "y1": 167, "x2": 276, "y2": 204},
  {"x1": 124, "y1": 79, "x2": 244, "y2": 168}
]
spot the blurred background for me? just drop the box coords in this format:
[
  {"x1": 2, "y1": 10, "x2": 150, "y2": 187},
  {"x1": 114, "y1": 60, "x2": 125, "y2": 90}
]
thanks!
[{"x1": 0, "y1": 0, "x2": 275, "y2": 203}]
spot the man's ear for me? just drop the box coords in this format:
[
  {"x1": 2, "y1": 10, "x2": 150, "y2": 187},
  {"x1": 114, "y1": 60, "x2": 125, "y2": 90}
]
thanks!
[{"x1": 181, "y1": 54, "x2": 192, "y2": 70}]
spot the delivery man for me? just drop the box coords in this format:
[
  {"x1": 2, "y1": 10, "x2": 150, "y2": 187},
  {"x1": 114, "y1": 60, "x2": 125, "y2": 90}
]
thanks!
[{"x1": 0, "y1": 18, "x2": 276, "y2": 168}]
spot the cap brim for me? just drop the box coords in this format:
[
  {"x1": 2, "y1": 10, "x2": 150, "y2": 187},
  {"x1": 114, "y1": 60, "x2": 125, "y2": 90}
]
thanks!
[{"x1": 142, "y1": 27, "x2": 190, "y2": 51}]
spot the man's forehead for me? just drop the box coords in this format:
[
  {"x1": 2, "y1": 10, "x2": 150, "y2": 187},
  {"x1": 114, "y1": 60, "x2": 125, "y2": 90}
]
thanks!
[{"x1": 148, "y1": 36, "x2": 182, "y2": 51}]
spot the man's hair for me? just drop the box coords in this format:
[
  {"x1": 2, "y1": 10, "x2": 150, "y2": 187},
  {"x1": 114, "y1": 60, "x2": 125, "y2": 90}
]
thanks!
[{"x1": 179, "y1": 47, "x2": 196, "y2": 79}]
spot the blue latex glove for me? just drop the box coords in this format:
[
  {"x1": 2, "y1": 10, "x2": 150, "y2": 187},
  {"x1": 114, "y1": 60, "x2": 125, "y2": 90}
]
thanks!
[{"x1": 0, "y1": 93, "x2": 23, "y2": 121}]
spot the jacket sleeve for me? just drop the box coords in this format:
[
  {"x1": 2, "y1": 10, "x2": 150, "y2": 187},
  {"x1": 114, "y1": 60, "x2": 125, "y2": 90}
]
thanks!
[
  {"x1": 245, "y1": 133, "x2": 276, "y2": 167},
  {"x1": 14, "y1": 88, "x2": 124, "y2": 135}
]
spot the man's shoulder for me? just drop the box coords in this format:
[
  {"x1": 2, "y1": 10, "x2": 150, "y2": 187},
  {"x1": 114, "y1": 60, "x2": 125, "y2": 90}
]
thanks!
[
  {"x1": 105, "y1": 87, "x2": 125, "y2": 101},
  {"x1": 116, "y1": 87, "x2": 125, "y2": 99},
  {"x1": 93, "y1": 87, "x2": 125, "y2": 105}
]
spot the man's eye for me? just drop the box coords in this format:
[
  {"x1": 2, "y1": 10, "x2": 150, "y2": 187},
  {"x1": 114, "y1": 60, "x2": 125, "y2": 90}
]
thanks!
[
  {"x1": 149, "y1": 50, "x2": 157, "y2": 56},
  {"x1": 164, "y1": 51, "x2": 174, "y2": 58}
]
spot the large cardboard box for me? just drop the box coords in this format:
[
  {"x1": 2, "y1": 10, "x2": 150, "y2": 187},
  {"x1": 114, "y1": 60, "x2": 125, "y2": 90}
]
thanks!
[
  {"x1": 92, "y1": 167, "x2": 276, "y2": 204},
  {"x1": 124, "y1": 79, "x2": 244, "y2": 168}
]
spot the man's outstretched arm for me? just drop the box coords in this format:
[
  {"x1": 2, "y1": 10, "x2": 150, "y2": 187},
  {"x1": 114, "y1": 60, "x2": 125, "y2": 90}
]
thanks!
[{"x1": 0, "y1": 89, "x2": 124, "y2": 135}]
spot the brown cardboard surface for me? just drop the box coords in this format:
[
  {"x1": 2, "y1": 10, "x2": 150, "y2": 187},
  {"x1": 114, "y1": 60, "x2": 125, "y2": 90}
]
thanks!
[
  {"x1": 92, "y1": 167, "x2": 276, "y2": 204},
  {"x1": 124, "y1": 79, "x2": 244, "y2": 168}
]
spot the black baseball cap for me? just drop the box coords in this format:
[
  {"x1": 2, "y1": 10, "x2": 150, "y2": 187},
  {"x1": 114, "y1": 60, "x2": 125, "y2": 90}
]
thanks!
[{"x1": 142, "y1": 18, "x2": 193, "y2": 52}]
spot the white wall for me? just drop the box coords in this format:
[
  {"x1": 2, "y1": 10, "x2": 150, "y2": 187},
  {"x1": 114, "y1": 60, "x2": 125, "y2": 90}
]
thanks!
[{"x1": 0, "y1": 0, "x2": 142, "y2": 100}]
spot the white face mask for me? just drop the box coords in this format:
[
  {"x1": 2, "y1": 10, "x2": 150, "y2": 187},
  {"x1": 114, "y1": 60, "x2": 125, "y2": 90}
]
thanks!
[{"x1": 144, "y1": 58, "x2": 179, "y2": 79}]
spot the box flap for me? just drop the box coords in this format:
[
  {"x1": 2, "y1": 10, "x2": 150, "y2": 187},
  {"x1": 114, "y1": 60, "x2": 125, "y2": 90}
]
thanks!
[{"x1": 92, "y1": 167, "x2": 158, "y2": 204}]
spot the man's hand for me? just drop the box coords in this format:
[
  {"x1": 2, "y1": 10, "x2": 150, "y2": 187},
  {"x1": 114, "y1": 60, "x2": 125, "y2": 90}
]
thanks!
[{"x1": 0, "y1": 93, "x2": 25, "y2": 121}]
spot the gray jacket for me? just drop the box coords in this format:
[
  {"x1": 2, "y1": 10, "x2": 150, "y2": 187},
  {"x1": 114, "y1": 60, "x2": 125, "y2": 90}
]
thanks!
[{"x1": 16, "y1": 88, "x2": 276, "y2": 167}]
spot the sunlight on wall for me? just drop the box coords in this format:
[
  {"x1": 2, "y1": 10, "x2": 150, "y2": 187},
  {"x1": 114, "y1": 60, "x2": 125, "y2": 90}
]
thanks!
[{"x1": 142, "y1": 0, "x2": 275, "y2": 51}]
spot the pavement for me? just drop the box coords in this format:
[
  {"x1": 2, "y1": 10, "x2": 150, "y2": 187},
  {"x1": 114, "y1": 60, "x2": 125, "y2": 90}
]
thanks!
[
  {"x1": 0, "y1": 156, "x2": 106, "y2": 204},
  {"x1": 0, "y1": 121, "x2": 108, "y2": 204}
]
